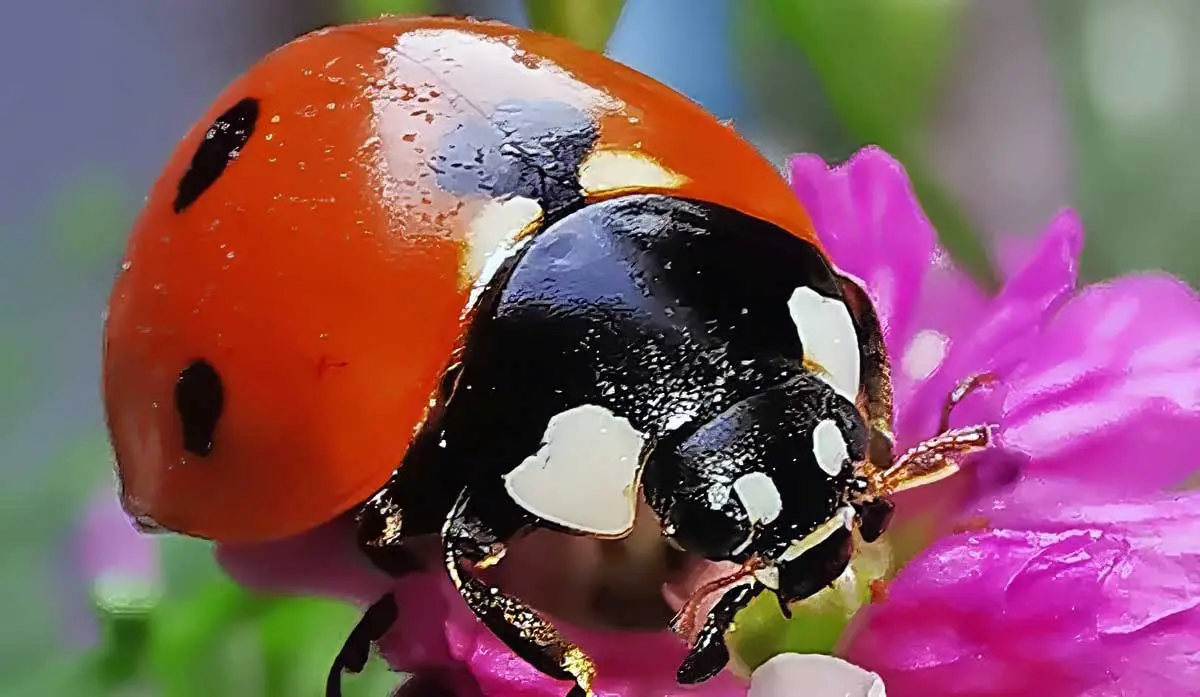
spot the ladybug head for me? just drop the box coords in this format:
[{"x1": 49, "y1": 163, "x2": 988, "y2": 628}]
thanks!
[{"x1": 647, "y1": 372, "x2": 877, "y2": 603}]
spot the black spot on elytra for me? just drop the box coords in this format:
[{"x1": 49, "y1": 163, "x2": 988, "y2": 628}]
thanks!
[
  {"x1": 431, "y1": 100, "x2": 597, "y2": 218},
  {"x1": 175, "y1": 359, "x2": 223, "y2": 457},
  {"x1": 173, "y1": 97, "x2": 260, "y2": 213}
]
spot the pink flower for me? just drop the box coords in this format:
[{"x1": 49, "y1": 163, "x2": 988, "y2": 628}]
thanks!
[
  {"x1": 218, "y1": 145, "x2": 1200, "y2": 697},
  {"x1": 76, "y1": 488, "x2": 162, "y2": 600},
  {"x1": 845, "y1": 491, "x2": 1200, "y2": 697},
  {"x1": 65, "y1": 487, "x2": 161, "y2": 646},
  {"x1": 783, "y1": 147, "x2": 1200, "y2": 696},
  {"x1": 790, "y1": 149, "x2": 1200, "y2": 502}
]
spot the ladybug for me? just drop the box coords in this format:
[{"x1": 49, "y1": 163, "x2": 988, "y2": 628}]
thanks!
[{"x1": 102, "y1": 15, "x2": 993, "y2": 697}]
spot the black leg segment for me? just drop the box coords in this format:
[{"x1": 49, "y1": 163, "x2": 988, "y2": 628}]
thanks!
[
  {"x1": 676, "y1": 582, "x2": 766, "y2": 685},
  {"x1": 442, "y1": 489, "x2": 596, "y2": 697},
  {"x1": 325, "y1": 593, "x2": 398, "y2": 697}
]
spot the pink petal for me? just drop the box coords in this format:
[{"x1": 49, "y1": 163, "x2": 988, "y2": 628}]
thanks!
[
  {"x1": 992, "y1": 234, "x2": 1043, "y2": 281},
  {"x1": 898, "y1": 210, "x2": 1083, "y2": 447},
  {"x1": 214, "y1": 517, "x2": 391, "y2": 604},
  {"x1": 892, "y1": 250, "x2": 988, "y2": 409},
  {"x1": 376, "y1": 572, "x2": 486, "y2": 684},
  {"x1": 983, "y1": 485, "x2": 1200, "y2": 637},
  {"x1": 845, "y1": 528, "x2": 1122, "y2": 697},
  {"x1": 76, "y1": 487, "x2": 160, "y2": 591},
  {"x1": 999, "y1": 273, "x2": 1200, "y2": 493},
  {"x1": 65, "y1": 487, "x2": 162, "y2": 646},
  {"x1": 877, "y1": 213, "x2": 1082, "y2": 531},
  {"x1": 845, "y1": 492, "x2": 1200, "y2": 697},
  {"x1": 788, "y1": 148, "x2": 938, "y2": 359},
  {"x1": 416, "y1": 573, "x2": 746, "y2": 697},
  {"x1": 789, "y1": 147, "x2": 998, "y2": 416}
]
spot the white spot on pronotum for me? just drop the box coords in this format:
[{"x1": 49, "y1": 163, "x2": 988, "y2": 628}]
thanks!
[
  {"x1": 463, "y1": 196, "x2": 543, "y2": 309},
  {"x1": 812, "y1": 419, "x2": 849, "y2": 477},
  {"x1": 578, "y1": 150, "x2": 687, "y2": 196},
  {"x1": 732, "y1": 472, "x2": 783, "y2": 526},
  {"x1": 902, "y1": 329, "x2": 949, "y2": 381},
  {"x1": 503, "y1": 404, "x2": 647, "y2": 537},
  {"x1": 787, "y1": 287, "x2": 860, "y2": 400}
]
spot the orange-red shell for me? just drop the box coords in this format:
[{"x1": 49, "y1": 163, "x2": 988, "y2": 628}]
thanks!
[{"x1": 102, "y1": 16, "x2": 818, "y2": 544}]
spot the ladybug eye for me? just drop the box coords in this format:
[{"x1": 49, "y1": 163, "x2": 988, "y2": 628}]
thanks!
[{"x1": 175, "y1": 359, "x2": 224, "y2": 457}]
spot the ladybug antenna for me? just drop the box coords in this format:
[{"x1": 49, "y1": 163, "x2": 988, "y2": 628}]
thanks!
[
  {"x1": 863, "y1": 373, "x2": 998, "y2": 498},
  {"x1": 325, "y1": 593, "x2": 397, "y2": 697}
]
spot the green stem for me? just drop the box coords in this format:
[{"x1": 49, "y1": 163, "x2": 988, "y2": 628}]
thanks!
[
  {"x1": 342, "y1": 0, "x2": 433, "y2": 21},
  {"x1": 523, "y1": 0, "x2": 627, "y2": 52}
]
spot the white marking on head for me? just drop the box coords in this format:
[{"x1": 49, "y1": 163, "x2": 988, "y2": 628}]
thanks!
[
  {"x1": 502, "y1": 404, "x2": 647, "y2": 537},
  {"x1": 732, "y1": 472, "x2": 783, "y2": 526},
  {"x1": 753, "y1": 565, "x2": 780, "y2": 590},
  {"x1": 578, "y1": 150, "x2": 688, "y2": 197},
  {"x1": 463, "y1": 196, "x2": 543, "y2": 309},
  {"x1": 787, "y1": 287, "x2": 860, "y2": 400},
  {"x1": 812, "y1": 419, "x2": 850, "y2": 478},
  {"x1": 779, "y1": 506, "x2": 855, "y2": 562}
]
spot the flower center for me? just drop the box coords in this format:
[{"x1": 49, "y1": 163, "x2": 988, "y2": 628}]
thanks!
[{"x1": 726, "y1": 534, "x2": 893, "y2": 675}]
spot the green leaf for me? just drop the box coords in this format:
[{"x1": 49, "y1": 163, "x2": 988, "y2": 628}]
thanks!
[
  {"x1": 0, "y1": 433, "x2": 114, "y2": 676},
  {"x1": 341, "y1": 0, "x2": 433, "y2": 21},
  {"x1": 2, "y1": 653, "x2": 106, "y2": 697},
  {"x1": 146, "y1": 577, "x2": 264, "y2": 697},
  {"x1": 523, "y1": 0, "x2": 627, "y2": 52},
  {"x1": 259, "y1": 596, "x2": 395, "y2": 697},
  {"x1": 158, "y1": 535, "x2": 226, "y2": 598},
  {"x1": 340, "y1": 658, "x2": 401, "y2": 697},
  {"x1": 93, "y1": 610, "x2": 153, "y2": 688},
  {"x1": 204, "y1": 622, "x2": 270, "y2": 697},
  {"x1": 45, "y1": 168, "x2": 133, "y2": 270},
  {"x1": 1042, "y1": 0, "x2": 1200, "y2": 284},
  {"x1": 0, "y1": 339, "x2": 33, "y2": 428},
  {"x1": 761, "y1": 0, "x2": 998, "y2": 288},
  {"x1": 764, "y1": 0, "x2": 965, "y2": 145}
]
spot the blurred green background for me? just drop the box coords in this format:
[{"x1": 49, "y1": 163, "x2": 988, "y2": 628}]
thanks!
[{"x1": 1, "y1": 0, "x2": 1193, "y2": 694}]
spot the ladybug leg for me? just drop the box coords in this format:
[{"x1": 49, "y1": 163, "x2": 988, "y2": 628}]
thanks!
[
  {"x1": 676, "y1": 581, "x2": 765, "y2": 684},
  {"x1": 443, "y1": 488, "x2": 597, "y2": 697},
  {"x1": 324, "y1": 592, "x2": 397, "y2": 697}
]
